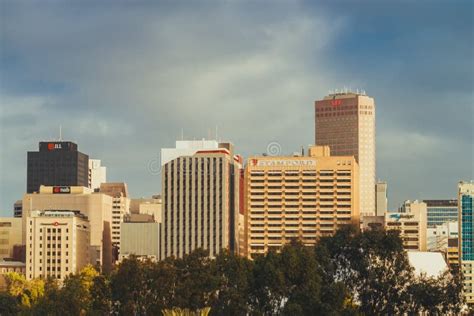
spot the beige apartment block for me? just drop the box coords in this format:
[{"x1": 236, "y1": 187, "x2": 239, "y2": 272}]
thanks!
[
  {"x1": 315, "y1": 92, "x2": 376, "y2": 217},
  {"x1": 161, "y1": 141, "x2": 242, "y2": 260},
  {"x1": 245, "y1": 145, "x2": 359, "y2": 259},
  {"x1": 22, "y1": 186, "x2": 113, "y2": 273},
  {"x1": 385, "y1": 200, "x2": 427, "y2": 251},
  {"x1": 25, "y1": 210, "x2": 89, "y2": 281},
  {"x1": 0, "y1": 218, "x2": 23, "y2": 260},
  {"x1": 99, "y1": 183, "x2": 130, "y2": 258}
]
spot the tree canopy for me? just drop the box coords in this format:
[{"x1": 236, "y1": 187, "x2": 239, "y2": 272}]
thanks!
[{"x1": 2, "y1": 226, "x2": 465, "y2": 315}]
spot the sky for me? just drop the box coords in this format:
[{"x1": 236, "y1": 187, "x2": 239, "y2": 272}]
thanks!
[{"x1": 0, "y1": 0, "x2": 473, "y2": 215}]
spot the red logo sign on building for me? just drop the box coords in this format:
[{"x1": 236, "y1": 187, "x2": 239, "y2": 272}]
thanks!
[{"x1": 330, "y1": 99, "x2": 342, "y2": 107}]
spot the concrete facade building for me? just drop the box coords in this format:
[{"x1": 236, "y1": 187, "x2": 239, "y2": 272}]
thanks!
[
  {"x1": 375, "y1": 181, "x2": 388, "y2": 217},
  {"x1": 25, "y1": 210, "x2": 89, "y2": 281},
  {"x1": 315, "y1": 92, "x2": 375, "y2": 217},
  {"x1": 427, "y1": 221, "x2": 458, "y2": 252},
  {"x1": 27, "y1": 141, "x2": 89, "y2": 193},
  {"x1": 99, "y1": 183, "x2": 130, "y2": 259},
  {"x1": 245, "y1": 145, "x2": 359, "y2": 258},
  {"x1": 120, "y1": 221, "x2": 160, "y2": 261},
  {"x1": 385, "y1": 200, "x2": 427, "y2": 251},
  {"x1": 22, "y1": 186, "x2": 113, "y2": 272},
  {"x1": 161, "y1": 141, "x2": 242, "y2": 260},
  {"x1": 0, "y1": 218, "x2": 23, "y2": 260},
  {"x1": 424, "y1": 199, "x2": 458, "y2": 227},
  {"x1": 130, "y1": 195, "x2": 162, "y2": 222},
  {"x1": 88, "y1": 159, "x2": 106, "y2": 190},
  {"x1": 459, "y1": 181, "x2": 474, "y2": 305}
]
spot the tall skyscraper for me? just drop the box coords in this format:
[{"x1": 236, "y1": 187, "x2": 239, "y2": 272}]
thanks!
[
  {"x1": 160, "y1": 140, "x2": 242, "y2": 260},
  {"x1": 27, "y1": 141, "x2": 89, "y2": 193},
  {"x1": 375, "y1": 181, "x2": 388, "y2": 216},
  {"x1": 315, "y1": 92, "x2": 376, "y2": 216},
  {"x1": 459, "y1": 181, "x2": 474, "y2": 304},
  {"x1": 245, "y1": 146, "x2": 359, "y2": 258}
]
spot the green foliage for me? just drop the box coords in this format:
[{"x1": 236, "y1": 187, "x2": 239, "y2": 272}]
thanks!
[
  {"x1": 0, "y1": 291, "x2": 21, "y2": 315},
  {"x1": 6, "y1": 227, "x2": 464, "y2": 315}
]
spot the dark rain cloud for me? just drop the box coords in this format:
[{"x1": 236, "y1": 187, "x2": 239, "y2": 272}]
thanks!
[{"x1": 0, "y1": 0, "x2": 472, "y2": 214}]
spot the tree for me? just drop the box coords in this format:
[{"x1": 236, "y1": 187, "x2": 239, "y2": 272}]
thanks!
[
  {"x1": 0, "y1": 292, "x2": 21, "y2": 315},
  {"x1": 249, "y1": 250, "x2": 286, "y2": 315},
  {"x1": 110, "y1": 256, "x2": 150, "y2": 315},
  {"x1": 317, "y1": 226, "x2": 414, "y2": 314},
  {"x1": 406, "y1": 270, "x2": 464, "y2": 314},
  {"x1": 89, "y1": 275, "x2": 112, "y2": 315},
  {"x1": 5, "y1": 271, "x2": 44, "y2": 309},
  {"x1": 210, "y1": 250, "x2": 253, "y2": 315},
  {"x1": 172, "y1": 249, "x2": 219, "y2": 311}
]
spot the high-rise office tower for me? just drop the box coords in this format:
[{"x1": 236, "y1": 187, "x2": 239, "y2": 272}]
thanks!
[
  {"x1": 375, "y1": 181, "x2": 388, "y2": 216},
  {"x1": 25, "y1": 210, "x2": 90, "y2": 281},
  {"x1": 459, "y1": 181, "x2": 474, "y2": 305},
  {"x1": 89, "y1": 159, "x2": 107, "y2": 190},
  {"x1": 160, "y1": 140, "x2": 243, "y2": 260},
  {"x1": 245, "y1": 146, "x2": 359, "y2": 258},
  {"x1": 315, "y1": 92, "x2": 376, "y2": 217},
  {"x1": 27, "y1": 141, "x2": 89, "y2": 193}
]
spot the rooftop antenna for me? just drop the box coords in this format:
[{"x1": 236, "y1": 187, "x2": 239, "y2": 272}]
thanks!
[
  {"x1": 215, "y1": 125, "x2": 218, "y2": 141},
  {"x1": 181, "y1": 128, "x2": 184, "y2": 141},
  {"x1": 59, "y1": 125, "x2": 62, "y2": 141}
]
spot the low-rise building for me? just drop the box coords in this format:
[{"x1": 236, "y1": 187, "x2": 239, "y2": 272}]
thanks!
[
  {"x1": 0, "y1": 218, "x2": 23, "y2": 260},
  {"x1": 424, "y1": 199, "x2": 458, "y2": 228},
  {"x1": 385, "y1": 200, "x2": 427, "y2": 251},
  {"x1": 23, "y1": 186, "x2": 113, "y2": 273}
]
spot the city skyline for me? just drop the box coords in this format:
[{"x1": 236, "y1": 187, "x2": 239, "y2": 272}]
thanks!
[{"x1": 1, "y1": 1, "x2": 473, "y2": 215}]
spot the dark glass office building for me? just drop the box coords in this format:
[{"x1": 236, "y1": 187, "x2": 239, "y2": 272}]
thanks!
[{"x1": 27, "y1": 141, "x2": 89, "y2": 193}]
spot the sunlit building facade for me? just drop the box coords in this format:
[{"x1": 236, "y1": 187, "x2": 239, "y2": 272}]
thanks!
[
  {"x1": 245, "y1": 146, "x2": 359, "y2": 259},
  {"x1": 315, "y1": 92, "x2": 375, "y2": 217}
]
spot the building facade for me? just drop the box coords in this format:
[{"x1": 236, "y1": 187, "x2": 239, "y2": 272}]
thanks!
[
  {"x1": 120, "y1": 220, "x2": 160, "y2": 261},
  {"x1": 25, "y1": 210, "x2": 89, "y2": 281},
  {"x1": 459, "y1": 181, "x2": 474, "y2": 305},
  {"x1": 245, "y1": 146, "x2": 359, "y2": 259},
  {"x1": 99, "y1": 183, "x2": 130, "y2": 260},
  {"x1": 0, "y1": 218, "x2": 23, "y2": 260},
  {"x1": 22, "y1": 186, "x2": 113, "y2": 273},
  {"x1": 160, "y1": 141, "x2": 242, "y2": 260},
  {"x1": 424, "y1": 199, "x2": 458, "y2": 227},
  {"x1": 13, "y1": 200, "x2": 22, "y2": 218},
  {"x1": 375, "y1": 181, "x2": 388, "y2": 216},
  {"x1": 88, "y1": 159, "x2": 106, "y2": 190},
  {"x1": 27, "y1": 141, "x2": 89, "y2": 193},
  {"x1": 315, "y1": 92, "x2": 375, "y2": 217},
  {"x1": 385, "y1": 200, "x2": 428, "y2": 251}
]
